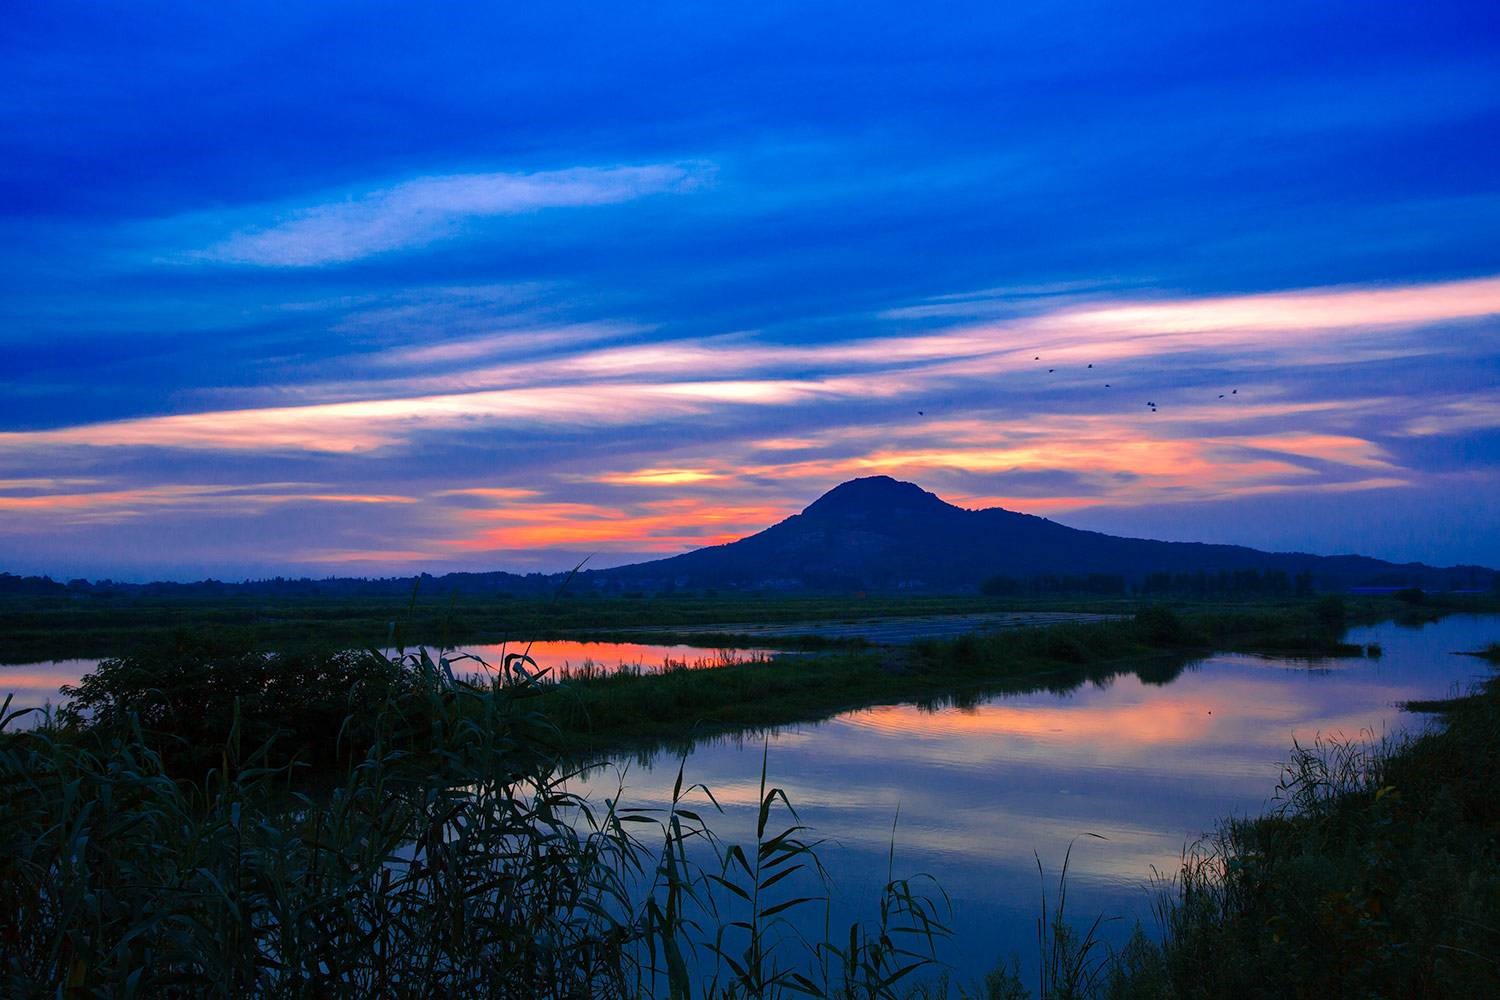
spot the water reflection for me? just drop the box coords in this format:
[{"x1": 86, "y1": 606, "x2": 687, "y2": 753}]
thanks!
[{"x1": 573, "y1": 614, "x2": 1499, "y2": 988}]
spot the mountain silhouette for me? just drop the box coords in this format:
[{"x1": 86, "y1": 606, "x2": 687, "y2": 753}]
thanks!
[
  {"x1": 591, "y1": 476, "x2": 1495, "y2": 594},
  {"x1": 11, "y1": 476, "x2": 1492, "y2": 598}
]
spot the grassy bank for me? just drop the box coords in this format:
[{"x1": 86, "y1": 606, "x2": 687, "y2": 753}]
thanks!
[
  {"x1": 534, "y1": 604, "x2": 1367, "y2": 755},
  {"x1": 29, "y1": 604, "x2": 1366, "y2": 771},
  {"x1": 7, "y1": 588, "x2": 1490, "y2": 664},
  {"x1": 0, "y1": 592, "x2": 1120, "y2": 663},
  {"x1": 1094, "y1": 642, "x2": 1500, "y2": 998}
]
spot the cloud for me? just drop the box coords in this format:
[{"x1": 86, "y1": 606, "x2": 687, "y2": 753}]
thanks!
[
  {"x1": 1041, "y1": 276, "x2": 1500, "y2": 339},
  {"x1": 189, "y1": 163, "x2": 712, "y2": 266},
  {"x1": 0, "y1": 378, "x2": 860, "y2": 453},
  {"x1": 4, "y1": 274, "x2": 1497, "y2": 571},
  {"x1": 0, "y1": 482, "x2": 417, "y2": 528},
  {"x1": 369, "y1": 322, "x2": 643, "y2": 369},
  {"x1": 593, "y1": 468, "x2": 729, "y2": 486},
  {"x1": 441, "y1": 496, "x2": 787, "y2": 553}
]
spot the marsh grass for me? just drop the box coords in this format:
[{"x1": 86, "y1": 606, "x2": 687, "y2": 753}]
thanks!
[
  {"x1": 551, "y1": 650, "x2": 775, "y2": 684},
  {"x1": 1100, "y1": 662, "x2": 1500, "y2": 999},
  {"x1": 0, "y1": 647, "x2": 954, "y2": 998},
  {"x1": 529, "y1": 605, "x2": 1359, "y2": 755},
  {"x1": 1461, "y1": 642, "x2": 1500, "y2": 664}
]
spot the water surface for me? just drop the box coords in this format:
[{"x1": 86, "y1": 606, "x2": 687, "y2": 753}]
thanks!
[{"x1": 574, "y1": 614, "x2": 1498, "y2": 989}]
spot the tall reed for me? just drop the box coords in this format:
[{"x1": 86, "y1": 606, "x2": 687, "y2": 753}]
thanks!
[{"x1": 1, "y1": 649, "x2": 949, "y2": 998}]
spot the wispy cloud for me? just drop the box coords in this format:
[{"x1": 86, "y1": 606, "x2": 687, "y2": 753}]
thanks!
[
  {"x1": 369, "y1": 322, "x2": 643, "y2": 369},
  {"x1": 442, "y1": 497, "x2": 786, "y2": 553},
  {"x1": 0, "y1": 379, "x2": 858, "y2": 453},
  {"x1": 0, "y1": 482, "x2": 417, "y2": 527},
  {"x1": 2, "y1": 276, "x2": 1496, "y2": 459},
  {"x1": 5, "y1": 274, "x2": 1496, "y2": 570},
  {"x1": 187, "y1": 163, "x2": 712, "y2": 266}
]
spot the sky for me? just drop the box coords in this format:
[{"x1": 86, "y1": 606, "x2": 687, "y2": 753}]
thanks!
[{"x1": 2, "y1": 1, "x2": 1499, "y2": 581}]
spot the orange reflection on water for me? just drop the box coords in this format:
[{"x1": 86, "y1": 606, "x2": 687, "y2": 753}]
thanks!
[{"x1": 844, "y1": 696, "x2": 1218, "y2": 749}]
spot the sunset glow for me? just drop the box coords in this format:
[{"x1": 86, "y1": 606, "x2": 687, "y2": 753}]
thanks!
[{"x1": 3, "y1": 6, "x2": 1497, "y2": 579}]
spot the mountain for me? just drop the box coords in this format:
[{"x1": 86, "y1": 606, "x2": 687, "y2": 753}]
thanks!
[
  {"x1": 9, "y1": 477, "x2": 1493, "y2": 599},
  {"x1": 587, "y1": 476, "x2": 1497, "y2": 595}
]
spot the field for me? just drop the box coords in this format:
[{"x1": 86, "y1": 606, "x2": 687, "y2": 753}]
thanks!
[{"x1": 1, "y1": 587, "x2": 1480, "y2": 664}]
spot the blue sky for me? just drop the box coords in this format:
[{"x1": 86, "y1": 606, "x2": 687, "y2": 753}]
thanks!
[{"x1": 3, "y1": 1, "x2": 1499, "y2": 579}]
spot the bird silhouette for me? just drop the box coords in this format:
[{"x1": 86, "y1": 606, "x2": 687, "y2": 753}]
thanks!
[
  {"x1": 917, "y1": 410, "x2": 925, "y2": 416},
  {"x1": 1232, "y1": 389, "x2": 1237, "y2": 394},
  {"x1": 1105, "y1": 383, "x2": 1111, "y2": 387},
  {"x1": 1218, "y1": 394, "x2": 1225, "y2": 398},
  {"x1": 1048, "y1": 368, "x2": 1054, "y2": 373},
  {"x1": 1087, "y1": 363, "x2": 1093, "y2": 368}
]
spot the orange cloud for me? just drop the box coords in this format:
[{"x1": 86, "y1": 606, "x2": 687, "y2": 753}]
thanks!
[
  {"x1": 441, "y1": 497, "x2": 786, "y2": 553},
  {"x1": 4, "y1": 275, "x2": 1494, "y2": 461},
  {"x1": 593, "y1": 468, "x2": 728, "y2": 486}
]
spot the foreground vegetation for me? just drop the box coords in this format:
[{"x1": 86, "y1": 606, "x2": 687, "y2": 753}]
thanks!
[
  {"x1": 1095, "y1": 647, "x2": 1500, "y2": 998},
  {"x1": 2, "y1": 657, "x2": 952, "y2": 998},
  {"x1": 3, "y1": 600, "x2": 1496, "y2": 996}
]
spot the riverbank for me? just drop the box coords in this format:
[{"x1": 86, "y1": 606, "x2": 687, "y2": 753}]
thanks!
[
  {"x1": 535, "y1": 603, "x2": 1369, "y2": 755},
  {"x1": 5, "y1": 588, "x2": 1491, "y2": 664},
  {"x1": 1099, "y1": 636, "x2": 1500, "y2": 998}
]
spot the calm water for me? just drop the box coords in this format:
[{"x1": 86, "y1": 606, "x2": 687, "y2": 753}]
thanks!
[{"x1": 573, "y1": 614, "x2": 1499, "y2": 989}]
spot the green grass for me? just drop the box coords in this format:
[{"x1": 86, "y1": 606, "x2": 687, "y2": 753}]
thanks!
[
  {"x1": 30, "y1": 604, "x2": 1365, "y2": 768},
  {"x1": 532, "y1": 605, "x2": 1365, "y2": 755},
  {"x1": 1, "y1": 659, "x2": 952, "y2": 998},
  {"x1": 0, "y1": 592, "x2": 1119, "y2": 663},
  {"x1": 8, "y1": 588, "x2": 1486, "y2": 664},
  {"x1": 1098, "y1": 641, "x2": 1500, "y2": 998}
]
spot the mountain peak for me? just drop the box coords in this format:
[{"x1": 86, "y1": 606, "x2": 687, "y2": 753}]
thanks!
[{"x1": 802, "y1": 476, "x2": 954, "y2": 517}]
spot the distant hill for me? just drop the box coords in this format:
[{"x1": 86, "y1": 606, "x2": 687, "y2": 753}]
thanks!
[
  {"x1": 5, "y1": 476, "x2": 1495, "y2": 599},
  {"x1": 586, "y1": 476, "x2": 1498, "y2": 595}
]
